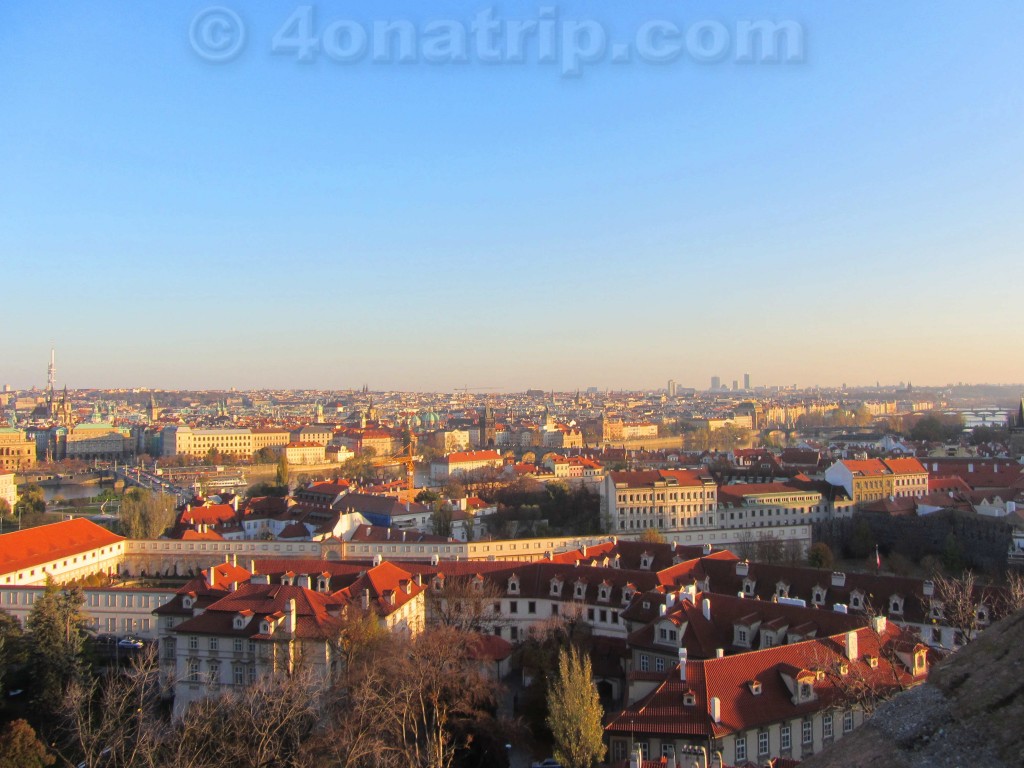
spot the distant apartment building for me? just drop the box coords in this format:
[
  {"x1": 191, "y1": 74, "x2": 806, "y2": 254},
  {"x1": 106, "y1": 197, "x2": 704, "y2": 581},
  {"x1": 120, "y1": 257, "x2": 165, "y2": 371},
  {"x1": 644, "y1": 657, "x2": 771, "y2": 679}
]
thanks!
[
  {"x1": 0, "y1": 471, "x2": 16, "y2": 511},
  {"x1": 430, "y1": 450, "x2": 504, "y2": 481},
  {"x1": 718, "y1": 483, "x2": 823, "y2": 528},
  {"x1": 162, "y1": 425, "x2": 255, "y2": 459},
  {"x1": 250, "y1": 429, "x2": 291, "y2": 454},
  {"x1": 283, "y1": 442, "x2": 327, "y2": 465},
  {"x1": 603, "y1": 469, "x2": 719, "y2": 533},
  {"x1": 64, "y1": 422, "x2": 134, "y2": 461},
  {"x1": 824, "y1": 458, "x2": 929, "y2": 506},
  {"x1": 601, "y1": 414, "x2": 658, "y2": 444},
  {"x1": 0, "y1": 427, "x2": 36, "y2": 471}
]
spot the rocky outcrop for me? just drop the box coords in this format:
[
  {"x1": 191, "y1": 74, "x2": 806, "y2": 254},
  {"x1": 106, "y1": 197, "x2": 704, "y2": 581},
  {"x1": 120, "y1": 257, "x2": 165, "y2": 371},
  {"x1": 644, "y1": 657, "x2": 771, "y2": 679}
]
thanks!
[{"x1": 802, "y1": 608, "x2": 1024, "y2": 768}]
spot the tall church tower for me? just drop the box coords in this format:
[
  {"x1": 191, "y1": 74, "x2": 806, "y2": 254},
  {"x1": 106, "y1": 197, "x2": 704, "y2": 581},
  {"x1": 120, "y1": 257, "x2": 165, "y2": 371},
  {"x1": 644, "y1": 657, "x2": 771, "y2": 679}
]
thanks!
[{"x1": 479, "y1": 404, "x2": 496, "y2": 449}]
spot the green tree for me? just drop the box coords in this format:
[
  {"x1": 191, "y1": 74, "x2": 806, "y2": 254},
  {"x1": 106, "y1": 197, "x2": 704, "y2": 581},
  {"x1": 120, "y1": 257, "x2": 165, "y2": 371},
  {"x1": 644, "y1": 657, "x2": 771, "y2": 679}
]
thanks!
[
  {"x1": 431, "y1": 504, "x2": 454, "y2": 538},
  {"x1": 546, "y1": 646, "x2": 605, "y2": 768},
  {"x1": 14, "y1": 484, "x2": 47, "y2": 527},
  {"x1": 118, "y1": 488, "x2": 176, "y2": 539},
  {"x1": 415, "y1": 489, "x2": 441, "y2": 505},
  {"x1": 0, "y1": 719, "x2": 55, "y2": 768},
  {"x1": 276, "y1": 455, "x2": 290, "y2": 486},
  {"x1": 0, "y1": 608, "x2": 26, "y2": 697},
  {"x1": 807, "y1": 542, "x2": 835, "y2": 570},
  {"x1": 25, "y1": 580, "x2": 88, "y2": 711}
]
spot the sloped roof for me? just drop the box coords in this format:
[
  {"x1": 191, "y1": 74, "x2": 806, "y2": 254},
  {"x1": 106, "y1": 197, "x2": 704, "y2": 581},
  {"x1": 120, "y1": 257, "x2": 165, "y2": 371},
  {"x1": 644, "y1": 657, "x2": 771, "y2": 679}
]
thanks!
[{"x1": 0, "y1": 518, "x2": 123, "y2": 575}]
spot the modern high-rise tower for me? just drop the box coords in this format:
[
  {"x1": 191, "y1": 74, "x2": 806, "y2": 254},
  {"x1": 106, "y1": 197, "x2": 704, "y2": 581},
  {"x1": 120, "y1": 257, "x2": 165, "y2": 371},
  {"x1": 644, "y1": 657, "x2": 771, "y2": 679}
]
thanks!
[{"x1": 744, "y1": 373, "x2": 751, "y2": 390}]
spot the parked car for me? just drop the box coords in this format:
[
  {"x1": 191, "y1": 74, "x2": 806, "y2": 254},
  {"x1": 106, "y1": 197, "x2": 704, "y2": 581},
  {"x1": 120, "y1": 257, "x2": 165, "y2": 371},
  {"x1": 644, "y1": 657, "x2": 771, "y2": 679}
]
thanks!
[
  {"x1": 531, "y1": 759, "x2": 562, "y2": 768},
  {"x1": 118, "y1": 636, "x2": 144, "y2": 649}
]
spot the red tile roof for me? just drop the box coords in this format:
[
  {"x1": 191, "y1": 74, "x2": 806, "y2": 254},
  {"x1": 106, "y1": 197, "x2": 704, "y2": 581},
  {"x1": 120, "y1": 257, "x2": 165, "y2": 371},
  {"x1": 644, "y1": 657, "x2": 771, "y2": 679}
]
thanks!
[{"x1": 0, "y1": 518, "x2": 124, "y2": 575}]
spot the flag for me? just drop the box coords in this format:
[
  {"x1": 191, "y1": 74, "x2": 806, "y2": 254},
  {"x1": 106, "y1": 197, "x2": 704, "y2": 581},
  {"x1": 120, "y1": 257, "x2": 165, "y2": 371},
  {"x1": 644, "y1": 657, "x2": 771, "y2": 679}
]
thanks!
[{"x1": 875, "y1": 545, "x2": 881, "y2": 570}]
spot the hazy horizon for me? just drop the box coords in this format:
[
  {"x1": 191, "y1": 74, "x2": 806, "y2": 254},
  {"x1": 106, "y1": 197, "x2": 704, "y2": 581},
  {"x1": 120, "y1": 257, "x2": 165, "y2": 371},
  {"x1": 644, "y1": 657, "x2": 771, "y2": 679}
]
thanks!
[{"x1": 3, "y1": 1, "x2": 1022, "y2": 391}]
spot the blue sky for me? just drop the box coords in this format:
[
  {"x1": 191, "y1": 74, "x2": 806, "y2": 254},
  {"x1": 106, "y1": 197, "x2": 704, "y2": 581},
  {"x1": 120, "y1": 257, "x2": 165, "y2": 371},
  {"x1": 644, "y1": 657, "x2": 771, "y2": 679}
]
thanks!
[{"x1": 1, "y1": 1, "x2": 1022, "y2": 391}]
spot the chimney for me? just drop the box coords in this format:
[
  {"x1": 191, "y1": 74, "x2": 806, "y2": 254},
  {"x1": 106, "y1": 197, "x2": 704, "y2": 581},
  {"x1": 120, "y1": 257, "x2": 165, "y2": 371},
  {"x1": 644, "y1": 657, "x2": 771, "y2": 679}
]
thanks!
[
  {"x1": 386, "y1": 528, "x2": 391, "y2": 540},
  {"x1": 402, "y1": 530, "x2": 407, "y2": 542},
  {"x1": 208, "y1": 567, "x2": 216, "y2": 587},
  {"x1": 666, "y1": 592, "x2": 676, "y2": 608},
  {"x1": 678, "y1": 647, "x2": 688, "y2": 681},
  {"x1": 285, "y1": 598, "x2": 296, "y2": 633},
  {"x1": 845, "y1": 630, "x2": 858, "y2": 661},
  {"x1": 702, "y1": 542, "x2": 712, "y2": 555},
  {"x1": 702, "y1": 598, "x2": 711, "y2": 621},
  {"x1": 659, "y1": 604, "x2": 667, "y2": 616},
  {"x1": 297, "y1": 574, "x2": 311, "y2": 590},
  {"x1": 230, "y1": 580, "x2": 238, "y2": 592},
  {"x1": 414, "y1": 573, "x2": 422, "y2": 587},
  {"x1": 831, "y1": 571, "x2": 846, "y2": 587},
  {"x1": 362, "y1": 588, "x2": 370, "y2": 609},
  {"x1": 231, "y1": 553, "x2": 237, "y2": 567},
  {"x1": 871, "y1": 615, "x2": 887, "y2": 634},
  {"x1": 716, "y1": 648, "x2": 724, "y2": 658},
  {"x1": 373, "y1": 554, "x2": 383, "y2": 567},
  {"x1": 249, "y1": 559, "x2": 257, "y2": 575},
  {"x1": 736, "y1": 561, "x2": 749, "y2": 577},
  {"x1": 581, "y1": 545, "x2": 588, "y2": 557},
  {"x1": 710, "y1": 696, "x2": 721, "y2": 723}
]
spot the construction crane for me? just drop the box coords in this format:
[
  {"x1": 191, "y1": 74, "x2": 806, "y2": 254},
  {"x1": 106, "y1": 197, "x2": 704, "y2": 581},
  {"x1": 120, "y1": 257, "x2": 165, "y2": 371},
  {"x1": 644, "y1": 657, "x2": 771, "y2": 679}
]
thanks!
[{"x1": 370, "y1": 436, "x2": 419, "y2": 498}]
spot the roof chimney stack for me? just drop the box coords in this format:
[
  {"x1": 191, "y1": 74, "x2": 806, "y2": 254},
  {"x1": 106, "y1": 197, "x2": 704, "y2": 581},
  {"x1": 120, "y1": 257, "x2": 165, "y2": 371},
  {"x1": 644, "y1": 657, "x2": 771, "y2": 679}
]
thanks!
[
  {"x1": 845, "y1": 630, "x2": 859, "y2": 661},
  {"x1": 678, "y1": 648, "x2": 688, "y2": 681},
  {"x1": 362, "y1": 588, "x2": 370, "y2": 609},
  {"x1": 208, "y1": 567, "x2": 216, "y2": 587},
  {"x1": 285, "y1": 598, "x2": 296, "y2": 634},
  {"x1": 710, "y1": 696, "x2": 721, "y2": 723},
  {"x1": 702, "y1": 597, "x2": 711, "y2": 621}
]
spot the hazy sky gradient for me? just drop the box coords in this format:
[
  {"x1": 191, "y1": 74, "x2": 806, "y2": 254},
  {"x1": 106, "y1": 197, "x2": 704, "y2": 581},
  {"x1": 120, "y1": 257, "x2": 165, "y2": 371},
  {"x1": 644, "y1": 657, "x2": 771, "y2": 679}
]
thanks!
[{"x1": 2, "y1": 1, "x2": 1022, "y2": 391}]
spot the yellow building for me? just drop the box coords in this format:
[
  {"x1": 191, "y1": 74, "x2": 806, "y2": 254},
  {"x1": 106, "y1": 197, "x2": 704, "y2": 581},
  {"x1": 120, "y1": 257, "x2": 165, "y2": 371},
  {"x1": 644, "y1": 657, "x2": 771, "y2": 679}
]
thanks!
[{"x1": 0, "y1": 427, "x2": 36, "y2": 471}]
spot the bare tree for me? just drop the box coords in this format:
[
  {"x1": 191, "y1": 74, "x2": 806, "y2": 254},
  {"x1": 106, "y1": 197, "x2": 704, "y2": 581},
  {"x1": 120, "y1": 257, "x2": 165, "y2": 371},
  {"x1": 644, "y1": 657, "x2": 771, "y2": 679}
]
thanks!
[
  {"x1": 426, "y1": 574, "x2": 507, "y2": 634},
  {"x1": 933, "y1": 570, "x2": 984, "y2": 646}
]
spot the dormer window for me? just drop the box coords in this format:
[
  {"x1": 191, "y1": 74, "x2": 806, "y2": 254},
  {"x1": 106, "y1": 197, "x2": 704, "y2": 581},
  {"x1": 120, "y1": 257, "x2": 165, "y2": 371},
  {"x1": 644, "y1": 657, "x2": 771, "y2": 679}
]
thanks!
[
  {"x1": 743, "y1": 578, "x2": 755, "y2": 596},
  {"x1": 183, "y1": 596, "x2": 194, "y2": 610},
  {"x1": 749, "y1": 681, "x2": 762, "y2": 696},
  {"x1": 282, "y1": 573, "x2": 295, "y2": 586},
  {"x1": 930, "y1": 600, "x2": 944, "y2": 620},
  {"x1": 812, "y1": 587, "x2": 826, "y2": 606},
  {"x1": 432, "y1": 577, "x2": 444, "y2": 593},
  {"x1": 775, "y1": 581, "x2": 790, "y2": 599},
  {"x1": 234, "y1": 616, "x2": 245, "y2": 629},
  {"x1": 550, "y1": 579, "x2": 563, "y2": 597},
  {"x1": 574, "y1": 581, "x2": 586, "y2": 599},
  {"x1": 977, "y1": 606, "x2": 990, "y2": 625},
  {"x1": 508, "y1": 576, "x2": 520, "y2": 594},
  {"x1": 640, "y1": 554, "x2": 654, "y2": 570},
  {"x1": 849, "y1": 591, "x2": 864, "y2": 610},
  {"x1": 839, "y1": 662, "x2": 849, "y2": 676},
  {"x1": 799, "y1": 682, "x2": 813, "y2": 700},
  {"x1": 683, "y1": 692, "x2": 696, "y2": 706},
  {"x1": 914, "y1": 650, "x2": 927, "y2": 674},
  {"x1": 598, "y1": 584, "x2": 611, "y2": 602},
  {"x1": 260, "y1": 621, "x2": 271, "y2": 634},
  {"x1": 866, "y1": 656, "x2": 878, "y2": 669},
  {"x1": 622, "y1": 586, "x2": 636, "y2": 604},
  {"x1": 472, "y1": 577, "x2": 484, "y2": 593},
  {"x1": 317, "y1": 576, "x2": 330, "y2": 593},
  {"x1": 890, "y1": 596, "x2": 904, "y2": 615}
]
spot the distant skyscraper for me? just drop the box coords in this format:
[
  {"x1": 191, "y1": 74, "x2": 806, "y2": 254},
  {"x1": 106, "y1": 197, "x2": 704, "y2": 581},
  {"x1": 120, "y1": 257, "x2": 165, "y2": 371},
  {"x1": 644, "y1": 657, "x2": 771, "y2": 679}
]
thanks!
[
  {"x1": 667, "y1": 379, "x2": 677, "y2": 397},
  {"x1": 711, "y1": 376, "x2": 721, "y2": 391},
  {"x1": 732, "y1": 380, "x2": 739, "y2": 391},
  {"x1": 744, "y1": 373, "x2": 751, "y2": 390}
]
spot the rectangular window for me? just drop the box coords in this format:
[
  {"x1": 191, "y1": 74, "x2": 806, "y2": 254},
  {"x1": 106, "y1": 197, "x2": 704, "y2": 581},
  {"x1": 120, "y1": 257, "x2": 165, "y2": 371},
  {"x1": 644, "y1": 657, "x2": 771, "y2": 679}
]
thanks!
[
  {"x1": 758, "y1": 731, "x2": 769, "y2": 756},
  {"x1": 843, "y1": 711, "x2": 854, "y2": 733},
  {"x1": 188, "y1": 635, "x2": 198, "y2": 650},
  {"x1": 736, "y1": 737, "x2": 746, "y2": 762},
  {"x1": 802, "y1": 720, "x2": 812, "y2": 744},
  {"x1": 209, "y1": 637, "x2": 219, "y2": 651},
  {"x1": 823, "y1": 714, "x2": 833, "y2": 739},
  {"x1": 234, "y1": 638, "x2": 243, "y2": 652},
  {"x1": 528, "y1": 601, "x2": 536, "y2": 614},
  {"x1": 781, "y1": 726, "x2": 791, "y2": 751},
  {"x1": 640, "y1": 654, "x2": 649, "y2": 672},
  {"x1": 509, "y1": 601, "x2": 518, "y2": 613},
  {"x1": 655, "y1": 657, "x2": 665, "y2": 673}
]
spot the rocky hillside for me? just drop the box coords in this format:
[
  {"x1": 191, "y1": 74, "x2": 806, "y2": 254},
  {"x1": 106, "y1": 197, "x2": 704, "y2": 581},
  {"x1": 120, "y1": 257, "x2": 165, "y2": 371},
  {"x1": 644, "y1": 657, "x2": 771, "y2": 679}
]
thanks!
[{"x1": 802, "y1": 608, "x2": 1024, "y2": 768}]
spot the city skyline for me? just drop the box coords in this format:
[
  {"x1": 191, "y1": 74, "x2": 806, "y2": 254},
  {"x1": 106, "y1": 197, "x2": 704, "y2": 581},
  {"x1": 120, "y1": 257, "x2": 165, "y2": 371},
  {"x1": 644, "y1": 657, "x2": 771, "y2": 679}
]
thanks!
[{"x1": 3, "y1": 1, "x2": 1023, "y2": 389}]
